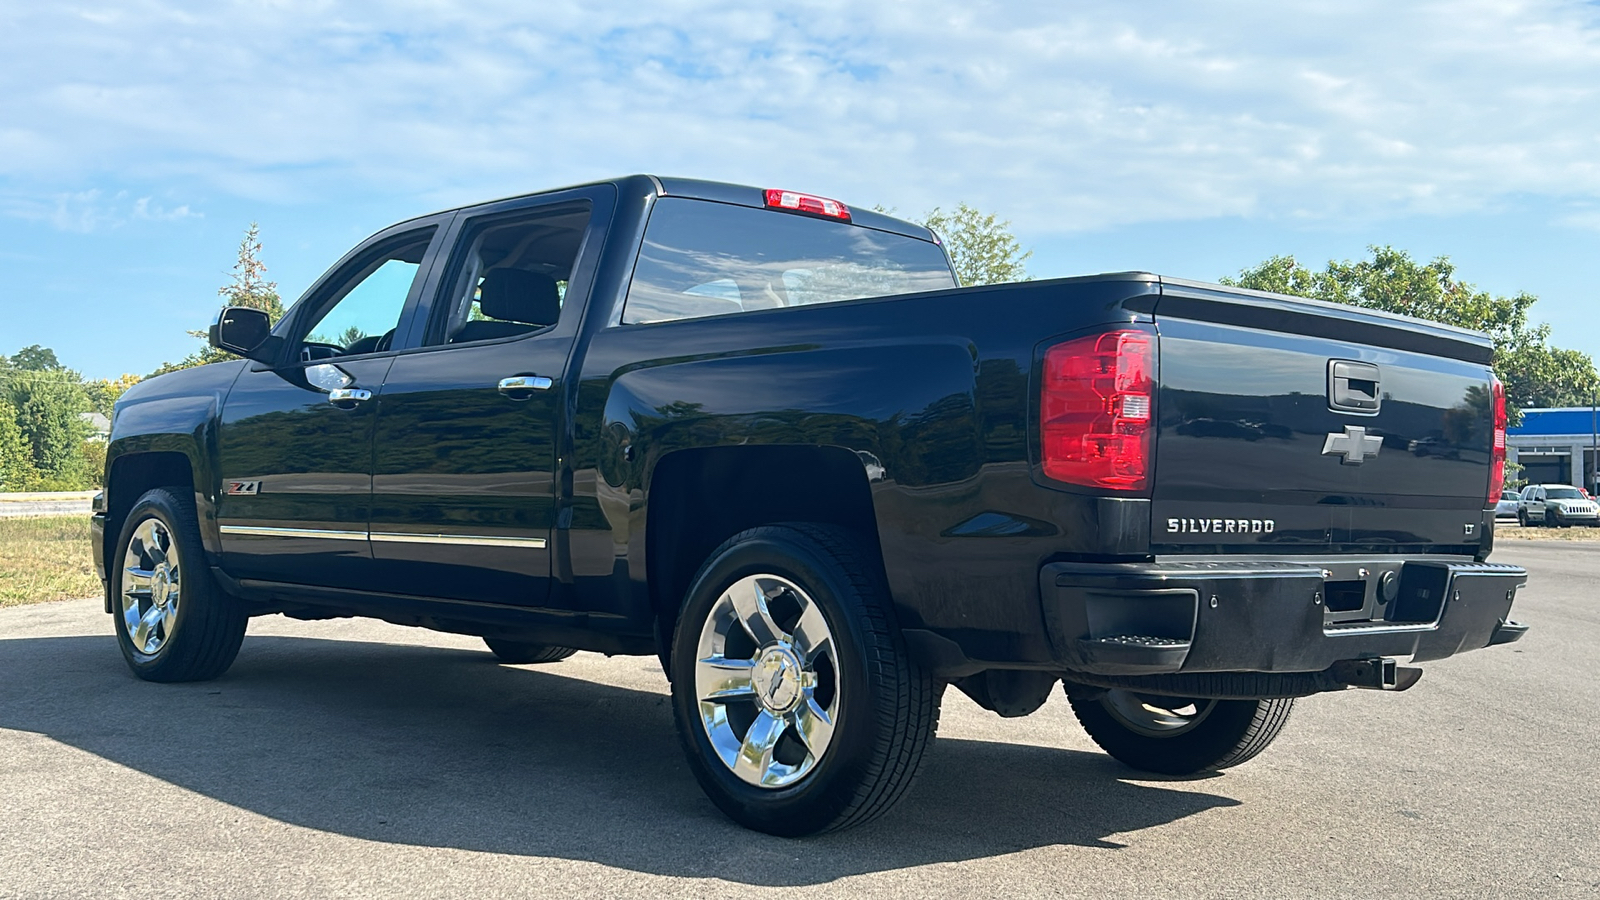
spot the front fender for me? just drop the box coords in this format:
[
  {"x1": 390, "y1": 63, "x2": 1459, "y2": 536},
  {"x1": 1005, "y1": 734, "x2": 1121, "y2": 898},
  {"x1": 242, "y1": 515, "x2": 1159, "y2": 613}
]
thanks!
[{"x1": 106, "y1": 362, "x2": 245, "y2": 557}]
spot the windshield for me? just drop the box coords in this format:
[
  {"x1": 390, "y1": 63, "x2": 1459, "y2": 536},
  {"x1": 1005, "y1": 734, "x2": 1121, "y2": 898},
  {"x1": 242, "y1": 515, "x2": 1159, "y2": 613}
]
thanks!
[{"x1": 1546, "y1": 487, "x2": 1586, "y2": 499}]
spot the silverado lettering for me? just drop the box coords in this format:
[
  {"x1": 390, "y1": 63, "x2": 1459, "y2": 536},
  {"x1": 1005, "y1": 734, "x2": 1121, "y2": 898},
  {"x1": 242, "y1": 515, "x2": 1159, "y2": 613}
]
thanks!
[{"x1": 1167, "y1": 518, "x2": 1276, "y2": 534}]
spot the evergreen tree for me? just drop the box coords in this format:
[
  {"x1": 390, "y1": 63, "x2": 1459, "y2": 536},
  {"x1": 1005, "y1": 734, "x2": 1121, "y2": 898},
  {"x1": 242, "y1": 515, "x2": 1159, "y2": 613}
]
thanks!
[{"x1": 151, "y1": 222, "x2": 286, "y2": 376}]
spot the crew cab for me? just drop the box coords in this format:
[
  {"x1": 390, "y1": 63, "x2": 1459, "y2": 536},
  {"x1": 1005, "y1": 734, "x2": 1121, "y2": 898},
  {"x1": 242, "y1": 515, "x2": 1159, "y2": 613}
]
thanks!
[{"x1": 92, "y1": 175, "x2": 1529, "y2": 836}]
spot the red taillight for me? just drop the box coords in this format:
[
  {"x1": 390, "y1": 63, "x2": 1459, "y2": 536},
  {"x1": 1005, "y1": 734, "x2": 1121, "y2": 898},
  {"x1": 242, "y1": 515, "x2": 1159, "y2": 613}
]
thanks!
[
  {"x1": 764, "y1": 189, "x2": 851, "y2": 221},
  {"x1": 1487, "y1": 378, "x2": 1507, "y2": 506},
  {"x1": 1041, "y1": 329, "x2": 1155, "y2": 490}
]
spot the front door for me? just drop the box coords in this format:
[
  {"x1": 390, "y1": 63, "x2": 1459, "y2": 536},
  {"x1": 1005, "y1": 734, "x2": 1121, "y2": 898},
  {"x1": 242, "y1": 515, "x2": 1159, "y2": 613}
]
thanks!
[
  {"x1": 215, "y1": 222, "x2": 445, "y2": 589},
  {"x1": 365, "y1": 196, "x2": 601, "y2": 604}
]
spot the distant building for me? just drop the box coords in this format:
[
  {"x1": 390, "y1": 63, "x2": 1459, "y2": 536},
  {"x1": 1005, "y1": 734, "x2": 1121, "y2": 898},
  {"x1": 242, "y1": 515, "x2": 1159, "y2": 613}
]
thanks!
[
  {"x1": 1507, "y1": 407, "x2": 1600, "y2": 490},
  {"x1": 80, "y1": 412, "x2": 110, "y2": 442}
]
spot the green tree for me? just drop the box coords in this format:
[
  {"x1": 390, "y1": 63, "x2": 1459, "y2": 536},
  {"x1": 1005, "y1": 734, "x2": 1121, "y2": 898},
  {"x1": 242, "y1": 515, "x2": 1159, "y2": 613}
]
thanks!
[
  {"x1": 151, "y1": 222, "x2": 286, "y2": 376},
  {"x1": 84, "y1": 373, "x2": 143, "y2": 418},
  {"x1": 2, "y1": 363, "x2": 91, "y2": 489},
  {"x1": 1222, "y1": 247, "x2": 1598, "y2": 414},
  {"x1": 7, "y1": 345, "x2": 64, "y2": 371},
  {"x1": 78, "y1": 437, "x2": 108, "y2": 488},
  {"x1": 921, "y1": 204, "x2": 1032, "y2": 286},
  {"x1": 875, "y1": 203, "x2": 1033, "y2": 287},
  {"x1": 0, "y1": 395, "x2": 41, "y2": 491}
]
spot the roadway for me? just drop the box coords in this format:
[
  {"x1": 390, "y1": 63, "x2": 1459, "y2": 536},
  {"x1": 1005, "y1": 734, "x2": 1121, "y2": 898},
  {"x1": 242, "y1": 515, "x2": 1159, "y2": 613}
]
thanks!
[
  {"x1": 0, "y1": 541, "x2": 1594, "y2": 898},
  {"x1": 0, "y1": 492, "x2": 95, "y2": 518}
]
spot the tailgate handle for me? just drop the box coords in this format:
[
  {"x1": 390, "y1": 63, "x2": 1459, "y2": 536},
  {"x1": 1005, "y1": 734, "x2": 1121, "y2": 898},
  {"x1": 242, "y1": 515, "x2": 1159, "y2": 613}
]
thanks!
[{"x1": 1328, "y1": 360, "x2": 1381, "y2": 413}]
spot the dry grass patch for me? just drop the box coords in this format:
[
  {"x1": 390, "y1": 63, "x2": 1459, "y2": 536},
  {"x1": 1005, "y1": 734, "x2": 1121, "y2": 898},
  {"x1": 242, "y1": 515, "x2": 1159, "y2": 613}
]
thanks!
[
  {"x1": 1496, "y1": 523, "x2": 1600, "y2": 541},
  {"x1": 0, "y1": 516, "x2": 100, "y2": 607}
]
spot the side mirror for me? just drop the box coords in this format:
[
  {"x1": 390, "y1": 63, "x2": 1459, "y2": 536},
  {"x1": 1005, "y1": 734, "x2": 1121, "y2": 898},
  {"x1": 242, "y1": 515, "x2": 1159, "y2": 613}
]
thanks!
[{"x1": 209, "y1": 306, "x2": 277, "y2": 363}]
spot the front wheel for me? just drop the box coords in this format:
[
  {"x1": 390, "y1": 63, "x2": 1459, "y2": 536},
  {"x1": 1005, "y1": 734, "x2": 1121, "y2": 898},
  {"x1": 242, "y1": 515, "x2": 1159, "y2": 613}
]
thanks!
[
  {"x1": 1067, "y1": 686, "x2": 1293, "y2": 775},
  {"x1": 670, "y1": 524, "x2": 937, "y2": 836},
  {"x1": 111, "y1": 487, "x2": 248, "y2": 682}
]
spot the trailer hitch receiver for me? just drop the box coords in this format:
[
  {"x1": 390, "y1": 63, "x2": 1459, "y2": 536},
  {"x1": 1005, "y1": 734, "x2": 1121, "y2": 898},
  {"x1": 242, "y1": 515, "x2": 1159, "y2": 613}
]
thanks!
[{"x1": 1330, "y1": 657, "x2": 1422, "y2": 691}]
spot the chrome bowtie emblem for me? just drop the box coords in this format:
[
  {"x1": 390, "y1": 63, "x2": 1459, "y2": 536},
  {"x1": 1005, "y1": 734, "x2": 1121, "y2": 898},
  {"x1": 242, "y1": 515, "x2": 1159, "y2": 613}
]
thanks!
[{"x1": 1322, "y1": 425, "x2": 1384, "y2": 465}]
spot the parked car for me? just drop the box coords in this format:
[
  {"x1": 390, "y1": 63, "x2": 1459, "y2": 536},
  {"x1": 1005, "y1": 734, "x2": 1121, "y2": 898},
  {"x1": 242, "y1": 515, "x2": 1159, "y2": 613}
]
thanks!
[
  {"x1": 92, "y1": 175, "x2": 1529, "y2": 836},
  {"x1": 1517, "y1": 483, "x2": 1600, "y2": 527},
  {"x1": 1495, "y1": 490, "x2": 1521, "y2": 520}
]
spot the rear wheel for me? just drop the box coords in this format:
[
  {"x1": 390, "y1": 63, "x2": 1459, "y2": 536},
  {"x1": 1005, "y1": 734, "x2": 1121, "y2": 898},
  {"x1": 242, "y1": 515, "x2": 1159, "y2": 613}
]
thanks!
[
  {"x1": 670, "y1": 524, "x2": 937, "y2": 836},
  {"x1": 1518, "y1": 510, "x2": 1529, "y2": 527},
  {"x1": 1067, "y1": 687, "x2": 1293, "y2": 775},
  {"x1": 111, "y1": 487, "x2": 248, "y2": 682},
  {"x1": 482, "y1": 638, "x2": 577, "y2": 664}
]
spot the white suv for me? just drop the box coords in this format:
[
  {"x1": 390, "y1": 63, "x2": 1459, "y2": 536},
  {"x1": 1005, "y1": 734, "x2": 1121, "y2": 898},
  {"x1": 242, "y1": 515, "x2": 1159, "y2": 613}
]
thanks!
[{"x1": 1517, "y1": 484, "x2": 1600, "y2": 527}]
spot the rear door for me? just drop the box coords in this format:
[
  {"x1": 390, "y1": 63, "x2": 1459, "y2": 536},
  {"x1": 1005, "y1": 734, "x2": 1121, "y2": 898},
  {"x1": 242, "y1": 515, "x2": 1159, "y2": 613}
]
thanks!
[
  {"x1": 363, "y1": 186, "x2": 612, "y2": 605},
  {"x1": 1150, "y1": 281, "x2": 1496, "y2": 554}
]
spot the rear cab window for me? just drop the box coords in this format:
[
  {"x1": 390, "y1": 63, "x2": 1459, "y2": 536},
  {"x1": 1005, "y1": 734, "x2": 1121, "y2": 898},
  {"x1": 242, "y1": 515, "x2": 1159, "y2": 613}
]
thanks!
[{"x1": 621, "y1": 198, "x2": 957, "y2": 325}]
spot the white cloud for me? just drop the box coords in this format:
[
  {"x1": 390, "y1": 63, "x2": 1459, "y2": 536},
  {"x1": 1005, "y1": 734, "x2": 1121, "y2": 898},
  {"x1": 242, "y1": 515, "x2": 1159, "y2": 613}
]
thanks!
[
  {"x1": 0, "y1": 189, "x2": 200, "y2": 233},
  {"x1": 3, "y1": 0, "x2": 1600, "y2": 233}
]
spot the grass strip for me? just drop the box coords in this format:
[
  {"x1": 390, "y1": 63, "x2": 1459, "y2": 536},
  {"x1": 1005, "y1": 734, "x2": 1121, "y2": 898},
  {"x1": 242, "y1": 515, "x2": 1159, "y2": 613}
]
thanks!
[
  {"x1": 1497, "y1": 525, "x2": 1600, "y2": 541},
  {"x1": 0, "y1": 516, "x2": 100, "y2": 607}
]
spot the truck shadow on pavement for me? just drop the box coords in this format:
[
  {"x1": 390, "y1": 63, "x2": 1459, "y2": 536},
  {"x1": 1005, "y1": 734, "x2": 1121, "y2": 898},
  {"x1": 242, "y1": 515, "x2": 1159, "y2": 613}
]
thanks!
[{"x1": 0, "y1": 632, "x2": 1240, "y2": 884}]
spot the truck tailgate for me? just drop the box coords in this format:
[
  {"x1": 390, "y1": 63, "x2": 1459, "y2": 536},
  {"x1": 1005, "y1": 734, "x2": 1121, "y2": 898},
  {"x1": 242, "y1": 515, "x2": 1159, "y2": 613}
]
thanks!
[{"x1": 1150, "y1": 280, "x2": 1497, "y2": 554}]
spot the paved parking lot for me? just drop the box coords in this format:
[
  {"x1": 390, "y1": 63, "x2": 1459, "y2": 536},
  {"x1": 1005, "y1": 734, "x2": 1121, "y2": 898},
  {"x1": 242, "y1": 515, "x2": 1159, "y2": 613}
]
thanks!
[{"x1": 1, "y1": 542, "x2": 1596, "y2": 899}]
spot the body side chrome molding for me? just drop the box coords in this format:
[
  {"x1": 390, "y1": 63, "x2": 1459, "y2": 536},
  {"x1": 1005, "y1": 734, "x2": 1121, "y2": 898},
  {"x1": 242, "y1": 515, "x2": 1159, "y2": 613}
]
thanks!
[
  {"x1": 220, "y1": 524, "x2": 547, "y2": 549},
  {"x1": 219, "y1": 525, "x2": 368, "y2": 541},
  {"x1": 369, "y1": 531, "x2": 548, "y2": 549}
]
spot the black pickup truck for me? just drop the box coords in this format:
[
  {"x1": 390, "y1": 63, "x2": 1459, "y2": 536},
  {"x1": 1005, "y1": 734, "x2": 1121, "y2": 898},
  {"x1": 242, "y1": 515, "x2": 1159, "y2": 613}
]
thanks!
[{"x1": 92, "y1": 175, "x2": 1528, "y2": 836}]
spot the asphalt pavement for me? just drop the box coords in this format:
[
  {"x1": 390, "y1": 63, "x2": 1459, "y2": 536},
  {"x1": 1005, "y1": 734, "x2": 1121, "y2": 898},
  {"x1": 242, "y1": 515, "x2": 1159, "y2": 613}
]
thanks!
[
  {"x1": 0, "y1": 492, "x2": 95, "y2": 518},
  {"x1": 0, "y1": 542, "x2": 1595, "y2": 899}
]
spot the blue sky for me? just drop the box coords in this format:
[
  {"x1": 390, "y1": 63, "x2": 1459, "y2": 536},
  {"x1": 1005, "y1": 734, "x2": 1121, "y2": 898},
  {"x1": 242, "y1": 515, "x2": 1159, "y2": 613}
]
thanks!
[{"x1": 2, "y1": 0, "x2": 1598, "y2": 379}]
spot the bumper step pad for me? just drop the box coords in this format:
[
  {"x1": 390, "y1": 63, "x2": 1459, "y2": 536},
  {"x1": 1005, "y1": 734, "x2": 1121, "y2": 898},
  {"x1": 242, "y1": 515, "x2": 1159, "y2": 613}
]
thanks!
[{"x1": 1077, "y1": 634, "x2": 1191, "y2": 670}]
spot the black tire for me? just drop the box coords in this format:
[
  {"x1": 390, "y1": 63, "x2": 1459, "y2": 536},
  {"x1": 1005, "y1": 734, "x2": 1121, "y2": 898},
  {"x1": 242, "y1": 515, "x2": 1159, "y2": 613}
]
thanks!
[
  {"x1": 669, "y1": 524, "x2": 937, "y2": 836},
  {"x1": 111, "y1": 487, "x2": 248, "y2": 683},
  {"x1": 482, "y1": 638, "x2": 577, "y2": 664},
  {"x1": 1518, "y1": 510, "x2": 1528, "y2": 528},
  {"x1": 1068, "y1": 688, "x2": 1294, "y2": 776},
  {"x1": 1551, "y1": 509, "x2": 1567, "y2": 528}
]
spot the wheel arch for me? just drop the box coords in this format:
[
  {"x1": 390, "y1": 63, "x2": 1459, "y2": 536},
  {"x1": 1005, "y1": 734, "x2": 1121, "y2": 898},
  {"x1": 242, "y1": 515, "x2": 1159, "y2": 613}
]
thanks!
[
  {"x1": 643, "y1": 444, "x2": 883, "y2": 674},
  {"x1": 104, "y1": 447, "x2": 202, "y2": 601}
]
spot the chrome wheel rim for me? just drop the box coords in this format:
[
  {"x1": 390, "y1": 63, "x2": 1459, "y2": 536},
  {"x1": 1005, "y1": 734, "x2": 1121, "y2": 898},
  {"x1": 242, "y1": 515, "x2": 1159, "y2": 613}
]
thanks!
[
  {"x1": 1103, "y1": 690, "x2": 1216, "y2": 738},
  {"x1": 694, "y1": 574, "x2": 840, "y2": 789},
  {"x1": 121, "y1": 517, "x2": 180, "y2": 658}
]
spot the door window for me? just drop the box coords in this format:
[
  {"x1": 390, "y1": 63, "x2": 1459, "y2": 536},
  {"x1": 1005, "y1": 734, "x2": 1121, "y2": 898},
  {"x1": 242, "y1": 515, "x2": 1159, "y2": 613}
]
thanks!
[
  {"x1": 296, "y1": 229, "x2": 436, "y2": 361},
  {"x1": 426, "y1": 204, "x2": 593, "y2": 347}
]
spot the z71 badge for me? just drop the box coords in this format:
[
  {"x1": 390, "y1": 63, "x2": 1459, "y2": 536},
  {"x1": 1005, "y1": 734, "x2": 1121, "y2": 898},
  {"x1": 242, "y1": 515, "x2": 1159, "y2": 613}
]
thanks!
[{"x1": 225, "y1": 481, "x2": 261, "y2": 496}]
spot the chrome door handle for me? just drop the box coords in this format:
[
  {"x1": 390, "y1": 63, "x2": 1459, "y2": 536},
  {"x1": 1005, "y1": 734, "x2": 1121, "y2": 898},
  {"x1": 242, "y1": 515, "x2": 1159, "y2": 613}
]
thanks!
[
  {"x1": 327, "y1": 388, "x2": 372, "y2": 406},
  {"x1": 499, "y1": 375, "x2": 553, "y2": 393}
]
